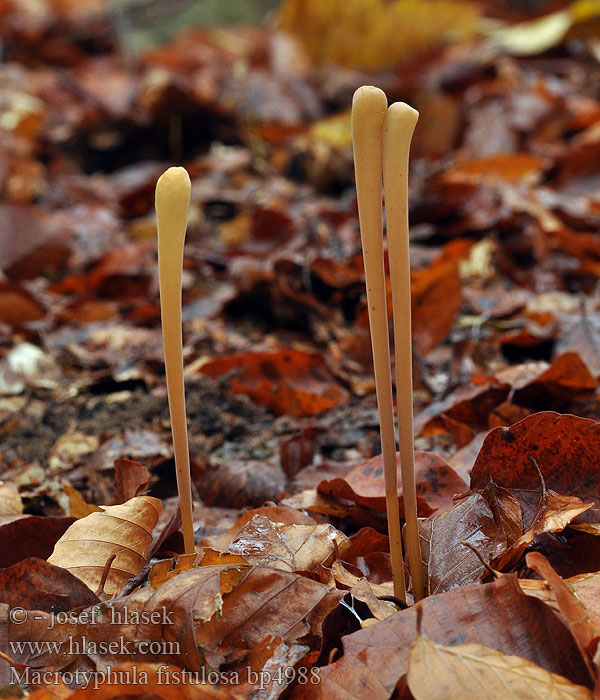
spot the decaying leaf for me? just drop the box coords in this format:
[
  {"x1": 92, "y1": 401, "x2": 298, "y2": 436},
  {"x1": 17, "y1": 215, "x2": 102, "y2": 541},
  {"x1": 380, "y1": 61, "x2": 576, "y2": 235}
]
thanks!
[
  {"x1": 5, "y1": 563, "x2": 341, "y2": 676},
  {"x1": 471, "y1": 412, "x2": 600, "y2": 523},
  {"x1": 47, "y1": 496, "x2": 162, "y2": 596},
  {"x1": 526, "y1": 552, "x2": 598, "y2": 679},
  {"x1": 318, "y1": 451, "x2": 467, "y2": 519},
  {"x1": 0, "y1": 557, "x2": 99, "y2": 612},
  {"x1": 0, "y1": 516, "x2": 75, "y2": 568},
  {"x1": 114, "y1": 458, "x2": 151, "y2": 503}
]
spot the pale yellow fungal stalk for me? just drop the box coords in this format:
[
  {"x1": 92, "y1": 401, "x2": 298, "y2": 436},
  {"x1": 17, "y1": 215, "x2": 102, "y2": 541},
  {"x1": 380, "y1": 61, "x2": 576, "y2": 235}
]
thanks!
[
  {"x1": 383, "y1": 102, "x2": 424, "y2": 602},
  {"x1": 352, "y1": 86, "x2": 406, "y2": 602},
  {"x1": 155, "y1": 166, "x2": 194, "y2": 554}
]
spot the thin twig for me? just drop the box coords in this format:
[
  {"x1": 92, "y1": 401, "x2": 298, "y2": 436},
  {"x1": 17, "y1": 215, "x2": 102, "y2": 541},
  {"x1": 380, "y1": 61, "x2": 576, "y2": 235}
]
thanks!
[
  {"x1": 95, "y1": 553, "x2": 117, "y2": 599},
  {"x1": 120, "y1": 562, "x2": 151, "y2": 597}
]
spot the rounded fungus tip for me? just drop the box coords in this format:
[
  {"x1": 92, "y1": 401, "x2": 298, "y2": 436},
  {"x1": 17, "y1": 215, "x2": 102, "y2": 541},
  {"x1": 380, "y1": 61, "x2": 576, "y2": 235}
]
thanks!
[{"x1": 386, "y1": 101, "x2": 419, "y2": 127}]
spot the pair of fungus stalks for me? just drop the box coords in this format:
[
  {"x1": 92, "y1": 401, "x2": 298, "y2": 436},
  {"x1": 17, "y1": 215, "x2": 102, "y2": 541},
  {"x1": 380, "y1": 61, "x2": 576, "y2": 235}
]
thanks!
[{"x1": 154, "y1": 85, "x2": 423, "y2": 603}]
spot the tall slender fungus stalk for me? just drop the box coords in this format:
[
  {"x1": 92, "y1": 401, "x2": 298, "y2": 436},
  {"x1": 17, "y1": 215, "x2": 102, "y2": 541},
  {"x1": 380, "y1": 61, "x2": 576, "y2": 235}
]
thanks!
[
  {"x1": 155, "y1": 166, "x2": 195, "y2": 555},
  {"x1": 352, "y1": 86, "x2": 406, "y2": 602},
  {"x1": 383, "y1": 103, "x2": 424, "y2": 602}
]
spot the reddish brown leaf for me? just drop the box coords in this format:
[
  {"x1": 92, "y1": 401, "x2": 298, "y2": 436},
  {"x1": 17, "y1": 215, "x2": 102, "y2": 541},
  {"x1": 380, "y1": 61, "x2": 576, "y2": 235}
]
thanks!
[
  {"x1": 114, "y1": 458, "x2": 150, "y2": 503},
  {"x1": 344, "y1": 528, "x2": 392, "y2": 583},
  {"x1": 419, "y1": 492, "x2": 506, "y2": 595},
  {"x1": 0, "y1": 516, "x2": 75, "y2": 568},
  {"x1": 318, "y1": 451, "x2": 467, "y2": 518},
  {"x1": 495, "y1": 353, "x2": 597, "y2": 409},
  {"x1": 280, "y1": 427, "x2": 321, "y2": 478},
  {"x1": 471, "y1": 412, "x2": 600, "y2": 523},
  {"x1": 443, "y1": 153, "x2": 546, "y2": 185},
  {"x1": 0, "y1": 557, "x2": 99, "y2": 612},
  {"x1": 411, "y1": 261, "x2": 462, "y2": 356},
  {"x1": 198, "y1": 349, "x2": 348, "y2": 416},
  {"x1": 0, "y1": 282, "x2": 45, "y2": 326},
  {"x1": 197, "y1": 459, "x2": 287, "y2": 508},
  {"x1": 481, "y1": 479, "x2": 523, "y2": 546},
  {"x1": 494, "y1": 491, "x2": 592, "y2": 572},
  {"x1": 527, "y1": 552, "x2": 597, "y2": 680},
  {"x1": 415, "y1": 379, "x2": 510, "y2": 436}
]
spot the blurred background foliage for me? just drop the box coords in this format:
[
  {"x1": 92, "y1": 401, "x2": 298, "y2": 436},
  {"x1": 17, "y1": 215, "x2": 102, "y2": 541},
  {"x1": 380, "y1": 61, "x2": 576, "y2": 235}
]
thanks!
[
  {"x1": 109, "y1": 0, "x2": 600, "y2": 67},
  {"x1": 110, "y1": 0, "x2": 281, "y2": 52}
]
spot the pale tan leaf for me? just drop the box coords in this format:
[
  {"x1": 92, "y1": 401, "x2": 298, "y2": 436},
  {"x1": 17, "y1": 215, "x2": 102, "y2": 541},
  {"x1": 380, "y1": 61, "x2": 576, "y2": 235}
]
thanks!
[
  {"x1": 48, "y1": 495, "x2": 162, "y2": 596},
  {"x1": 408, "y1": 635, "x2": 592, "y2": 699},
  {"x1": 331, "y1": 559, "x2": 395, "y2": 601},
  {"x1": 63, "y1": 484, "x2": 102, "y2": 518},
  {"x1": 570, "y1": 523, "x2": 600, "y2": 535}
]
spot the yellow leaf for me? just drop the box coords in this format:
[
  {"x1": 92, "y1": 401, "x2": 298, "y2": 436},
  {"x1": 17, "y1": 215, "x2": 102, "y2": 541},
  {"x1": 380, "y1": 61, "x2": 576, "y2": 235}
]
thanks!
[
  {"x1": 63, "y1": 484, "x2": 102, "y2": 518},
  {"x1": 408, "y1": 634, "x2": 592, "y2": 699},
  {"x1": 487, "y1": 0, "x2": 600, "y2": 56},
  {"x1": 48, "y1": 495, "x2": 162, "y2": 596},
  {"x1": 278, "y1": 0, "x2": 479, "y2": 70}
]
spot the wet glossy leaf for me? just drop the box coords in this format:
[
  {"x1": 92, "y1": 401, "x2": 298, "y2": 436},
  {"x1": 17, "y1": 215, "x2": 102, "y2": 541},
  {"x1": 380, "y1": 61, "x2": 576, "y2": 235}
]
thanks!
[{"x1": 419, "y1": 493, "x2": 506, "y2": 595}]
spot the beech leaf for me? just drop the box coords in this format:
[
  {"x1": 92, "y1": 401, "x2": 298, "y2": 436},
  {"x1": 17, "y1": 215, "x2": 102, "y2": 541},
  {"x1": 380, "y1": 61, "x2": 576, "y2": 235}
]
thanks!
[
  {"x1": 47, "y1": 495, "x2": 162, "y2": 596},
  {"x1": 408, "y1": 635, "x2": 592, "y2": 699}
]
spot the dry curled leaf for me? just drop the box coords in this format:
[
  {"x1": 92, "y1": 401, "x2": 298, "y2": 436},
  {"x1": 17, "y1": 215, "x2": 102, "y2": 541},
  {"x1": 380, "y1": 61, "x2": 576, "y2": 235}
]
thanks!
[{"x1": 47, "y1": 496, "x2": 162, "y2": 596}]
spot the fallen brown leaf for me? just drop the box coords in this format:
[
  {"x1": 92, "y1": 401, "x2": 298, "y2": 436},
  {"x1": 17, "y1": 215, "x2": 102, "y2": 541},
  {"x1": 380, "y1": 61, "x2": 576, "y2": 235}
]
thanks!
[
  {"x1": 419, "y1": 492, "x2": 506, "y2": 595},
  {"x1": 0, "y1": 558, "x2": 98, "y2": 612},
  {"x1": 47, "y1": 496, "x2": 162, "y2": 596},
  {"x1": 290, "y1": 575, "x2": 590, "y2": 698},
  {"x1": 471, "y1": 412, "x2": 600, "y2": 523},
  {"x1": 212, "y1": 514, "x2": 350, "y2": 572}
]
